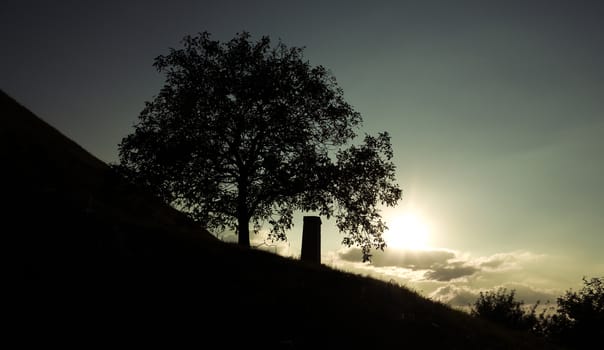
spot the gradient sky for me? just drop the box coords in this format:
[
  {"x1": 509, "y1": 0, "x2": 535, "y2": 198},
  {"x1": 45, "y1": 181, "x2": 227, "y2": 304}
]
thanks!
[{"x1": 2, "y1": 0, "x2": 603, "y2": 307}]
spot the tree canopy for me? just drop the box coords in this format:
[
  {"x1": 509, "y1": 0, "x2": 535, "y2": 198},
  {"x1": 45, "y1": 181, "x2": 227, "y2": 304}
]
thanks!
[
  {"x1": 470, "y1": 277, "x2": 604, "y2": 348},
  {"x1": 470, "y1": 288, "x2": 539, "y2": 331},
  {"x1": 118, "y1": 31, "x2": 402, "y2": 261},
  {"x1": 546, "y1": 276, "x2": 604, "y2": 348}
]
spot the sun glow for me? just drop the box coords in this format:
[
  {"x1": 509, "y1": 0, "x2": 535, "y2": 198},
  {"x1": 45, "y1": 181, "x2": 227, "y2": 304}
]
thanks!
[{"x1": 384, "y1": 212, "x2": 431, "y2": 250}]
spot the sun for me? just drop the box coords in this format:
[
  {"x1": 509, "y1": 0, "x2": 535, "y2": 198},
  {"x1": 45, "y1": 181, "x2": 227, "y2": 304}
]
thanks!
[{"x1": 384, "y1": 212, "x2": 430, "y2": 250}]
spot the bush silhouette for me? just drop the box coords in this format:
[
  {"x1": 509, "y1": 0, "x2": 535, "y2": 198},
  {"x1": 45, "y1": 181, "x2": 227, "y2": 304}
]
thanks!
[
  {"x1": 470, "y1": 288, "x2": 539, "y2": 331},
  {"x1": 542, "y1": 276, "x2": 603, "y2": 349},
  {"x1": 472, "y1": 277, "x2": 604, "y2": 349}
]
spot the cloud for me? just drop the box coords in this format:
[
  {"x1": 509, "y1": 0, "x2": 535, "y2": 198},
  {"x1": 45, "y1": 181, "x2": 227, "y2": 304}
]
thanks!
[
  {"x1": 429, "y1": 282, "x2": 559, "y2": 310},
  {"x1": 429, "y1": 285, "x2": 479, "y2": 308},
  {"x1": 424, "y1": 262, "x2": 479, "y2": 282},
  {"x1": 337, "y1": 247, "x2": 480, "y2": 281},
  {"x1": 494, "y1": 283, "x2": 559, "y2": 304},
  {"x1": 474, "y1": 251, "x2": 542, "y2": 271},
  {"x1": 328, "y1": 246, "x2": 560, "y2": 312},
  {"x1": 331, "y1": 247, "x2": 547, "y2": 286},
  {"x1": 338, "y1": 247, "x2": 455, "y2": 269}
]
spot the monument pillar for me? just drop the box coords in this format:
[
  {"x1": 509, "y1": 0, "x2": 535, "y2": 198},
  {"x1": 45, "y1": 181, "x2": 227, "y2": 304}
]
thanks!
[{"x1": 301, "y1": 216, "x2": 321, "y2": 264}]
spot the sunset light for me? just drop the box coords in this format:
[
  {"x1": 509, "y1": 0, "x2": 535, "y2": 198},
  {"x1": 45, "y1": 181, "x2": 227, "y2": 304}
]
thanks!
[
  {"x1": 384, "y1": 212, "x2": 431, "y2": 250},
  {"x1": 4, "y1": 2, "x2": 603, "y2": 347}
]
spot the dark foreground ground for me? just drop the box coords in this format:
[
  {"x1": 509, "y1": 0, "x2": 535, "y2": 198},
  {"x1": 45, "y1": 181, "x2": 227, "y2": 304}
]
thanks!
[{"x1": 2, "y1": 90, "x2": 560, "y2": 349}]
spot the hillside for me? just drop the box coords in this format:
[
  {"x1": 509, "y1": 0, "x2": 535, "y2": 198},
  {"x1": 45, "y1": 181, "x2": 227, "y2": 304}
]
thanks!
[{"x1": 1, "y1": 90, "x2": 558, "y2": 348}]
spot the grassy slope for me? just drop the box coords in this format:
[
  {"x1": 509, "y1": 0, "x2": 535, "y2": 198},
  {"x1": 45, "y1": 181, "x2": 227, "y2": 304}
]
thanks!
[{"x1": 1, "y1": 90, "x2": 558, "y2": 348}]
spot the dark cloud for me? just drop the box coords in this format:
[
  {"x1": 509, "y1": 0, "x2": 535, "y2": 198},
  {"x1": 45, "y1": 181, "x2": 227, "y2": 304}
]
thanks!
[
  {"x1": 477, "y1": 253, "x2": 520, "y2": 270},
  {"x1": 424, "y1": 262, "x2": 479, "y2": 282},
  {"x1": 479, "y1": 258, "x2": 506, "y2": 269},
  {"x1": 430, "y1": 283, "x2": 559, "y2": 309},
  {"x1": 498, "y1": 283, "x2": 559, "y2": 305},
  {"x1": 336, "y1": 248, "x2": 544, "y2": 283},
  {"x1": 332, "y1": 248, "x2": 554, "y2": 308},
  {"x1": 339, "y1": 248, "x2": 479, "y2": 281},
  {"x1": 338, "y1": 248, "x2": 455, "y2": 269},
  {"x1": 430, "y1": 285, "x2": 478, "y2": 308}
]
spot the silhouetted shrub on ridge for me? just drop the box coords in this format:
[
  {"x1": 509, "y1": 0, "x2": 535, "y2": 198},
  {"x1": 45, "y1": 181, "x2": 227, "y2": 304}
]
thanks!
[
  {"x1": 471, "y1": 277, "x2": 603, "y2": 349},
  {"x1": 541, "y1": 276, "x2": 603, "y2": 349},
  {"x1": 471, "y1": 288, "x2": 540, "y2": 332}
]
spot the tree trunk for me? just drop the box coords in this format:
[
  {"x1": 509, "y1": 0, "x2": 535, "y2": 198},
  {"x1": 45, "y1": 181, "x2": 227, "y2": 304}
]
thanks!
[
  {"x1": 237, "y1": 165, "x2": 250, "y2": 247},
  {"x1": 237, "y1": 179, "x2": 251, "y2": 247},
  {"x1": 238, "y1": 214, "x2": 250, "y2": 247}
]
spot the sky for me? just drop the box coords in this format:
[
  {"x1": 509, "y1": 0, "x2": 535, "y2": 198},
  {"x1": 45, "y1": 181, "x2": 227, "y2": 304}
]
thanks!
[{"x1": 2, "y1": 0, "x2": 603, "y2": 309}]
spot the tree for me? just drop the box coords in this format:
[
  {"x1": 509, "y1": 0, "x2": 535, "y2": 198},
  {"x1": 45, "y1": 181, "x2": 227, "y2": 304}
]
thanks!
[
  {"x1": 470, "y1": 278, "x2": 604, "y2": 348},
  {"x1": 470, "y1": 288, "x2": 539, "y2": 331},
  {"x1": 544, "y1": 276, "x2": 604, "y2": 348},
  {"x1": 117, "y1": 31, "x2": 401, "y2": 261}
]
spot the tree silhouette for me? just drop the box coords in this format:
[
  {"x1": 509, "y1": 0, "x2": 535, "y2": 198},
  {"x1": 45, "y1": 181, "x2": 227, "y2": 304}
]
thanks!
[
  {"x1": 117, "y1": 31, "x2": 401, "y2": 261},
  {"x1": 544, "y1": 276, "x2": 604, "y2": 348},
  {"x1": 470, "y1": 277, "x2": 604, "y2": 348},
  {"x1": 470, "y1": 288, "x2": 539, "y2": 331}
]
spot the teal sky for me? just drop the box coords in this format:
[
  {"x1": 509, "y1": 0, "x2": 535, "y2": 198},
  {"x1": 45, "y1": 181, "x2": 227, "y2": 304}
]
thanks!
[{"x1": 2, "y1": 0, "x2": 602, "y2": 306}]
